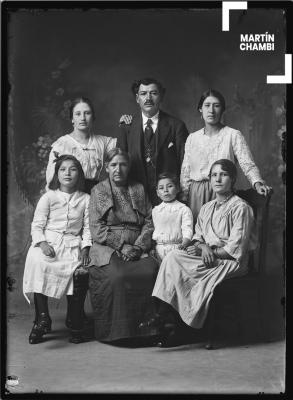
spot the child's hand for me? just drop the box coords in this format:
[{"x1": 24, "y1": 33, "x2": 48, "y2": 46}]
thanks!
[
  {"x1": 79, "y1": 247, "x2": 91, "y2": 267},
  {"x1": 178, "y1": 238, "x2": 191, "y2": 250},
  {"x1": 39, "y1": 241, "x2": 55, "y2": 257}
]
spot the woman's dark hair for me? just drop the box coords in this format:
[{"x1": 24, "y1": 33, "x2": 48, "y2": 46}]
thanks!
[
  {"x1": 209, "y1": 159, "x2": 237, "y2": 188},
  {"x1": 105, "y1": 147, "x2": 131, "y2": 166},
  {"x1": 197, "y1": 89, "x2": 226, "y2": 112},
  {"x1": 69, "y1": 97, "x2": 96, "y2": 120},
  {"x1": 131, "y1": 77, "x2": 166, "y2": 97},
  {"x1": 48, "y1": 154, "x2": 85, "y2": 192},
  {"x1": 156, "y1": 172, "x2": 179, "y2": 188}
]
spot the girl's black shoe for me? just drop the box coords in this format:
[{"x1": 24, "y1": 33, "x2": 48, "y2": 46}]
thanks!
[
  {"x1": 29, "y1": 313, "x2": 52, "y2": 344},
  {"x1": 43, "y1": 316, "x2": 52, "y2": 333}
]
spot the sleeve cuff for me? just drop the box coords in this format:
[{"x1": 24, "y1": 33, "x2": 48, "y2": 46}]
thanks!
[
  {"x1": 223, "y1": 245, "x2": 238, "y2": 260},
  {"x1": 182, "y1": 230, "x2": 193, "y2": 240},
  {"x1": 253, "y1": 179, "x2": 265, "y2": 188},
  {"x1": 32, "y1": 234, "x2": 46, "y2": 247},
  {"x1": 81, "y1": 240, "x2": 92, "y2": 249},
  {"x1": 134, "y1": 239, "x2": 148, "y2": 252}
]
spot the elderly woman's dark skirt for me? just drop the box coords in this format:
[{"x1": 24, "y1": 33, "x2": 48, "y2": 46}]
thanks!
[{"x1": 88, "y1": 253, "x2": 159, "y2": 342}]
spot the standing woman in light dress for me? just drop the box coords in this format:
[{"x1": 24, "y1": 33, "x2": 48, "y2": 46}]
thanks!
[
  {"x1": 140, "y1": 159, "x2": 257, "y2": 347},
  {"x1": 180, "y1": 89, "x2": 272, "y2": 220},
  {"x1": 46, "y1": 97, "x2": 117, "y2": 194}
]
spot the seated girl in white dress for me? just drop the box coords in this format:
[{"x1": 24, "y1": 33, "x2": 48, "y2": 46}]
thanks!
[
  {"x1": 23, "y1": 155, "x2": 92, "y2": 345},
  {"x1": 152, "y1": 173, "x2": 193, "y2": 262}
]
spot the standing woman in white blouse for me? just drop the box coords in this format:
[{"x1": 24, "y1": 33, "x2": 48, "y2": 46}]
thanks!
[
  {"x1": 180, "y1": 89, "x2": 272, "y2": 220},
  {"x1": 46, "y1": 97, "x2": 117, "y2": 194}
]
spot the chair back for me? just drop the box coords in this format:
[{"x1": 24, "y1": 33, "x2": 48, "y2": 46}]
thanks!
[{"x1": 236, "y1": 189, "x2": 272, "y2": 275}]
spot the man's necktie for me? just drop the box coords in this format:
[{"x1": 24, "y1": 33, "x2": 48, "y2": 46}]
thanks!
[{"x1": 145, "y1": 119, "x2": 154, "y2": 143}]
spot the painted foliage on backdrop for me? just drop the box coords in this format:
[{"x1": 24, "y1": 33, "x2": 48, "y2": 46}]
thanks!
[
  {"x1": 15, "y1": 59, "x2": 73, "y2": 205},
  {"x1": 227, "y1": 83, "x2": 286, "y2": 240}
]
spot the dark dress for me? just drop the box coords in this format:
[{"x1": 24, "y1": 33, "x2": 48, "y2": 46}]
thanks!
[{"x1": 88, "y1": 179, "x2": 159, "y2": 342}]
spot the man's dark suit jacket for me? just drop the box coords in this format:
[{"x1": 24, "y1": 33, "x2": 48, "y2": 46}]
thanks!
[{"x1": 117, "y1": 110, "x2": 189, "y2": 195}]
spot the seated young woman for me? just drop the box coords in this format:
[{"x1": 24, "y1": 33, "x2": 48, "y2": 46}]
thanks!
[
  {"x1": 87, "y1": 148, "x2": 159, "y2": 345},
  {"x1": 140, "y1": 158, "x2": 257, "y2": 347}
]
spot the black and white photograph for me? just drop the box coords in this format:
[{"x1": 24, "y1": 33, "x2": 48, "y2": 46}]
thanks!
[{"x1": 2, "y1": 0, "x2": 288, "y2": 395}]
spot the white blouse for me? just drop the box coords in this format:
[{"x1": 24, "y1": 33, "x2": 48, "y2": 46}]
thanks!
[
  {"x1": 152, "y1": 200, "x2": 194, "y2": 244},
  {"x1": 180, "y1": 126, "x2": 264, "y2": 197},
  {"x1": 31, "y1": 189, "x2": 92, "y2": 249},
  {"x1": 46, "y1": 134, "x2": 116, "y2": 186}
]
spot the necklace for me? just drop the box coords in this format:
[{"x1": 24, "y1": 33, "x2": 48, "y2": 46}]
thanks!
[{"x1": 215, "y1": 192, "x2": 234, "y2": 208}]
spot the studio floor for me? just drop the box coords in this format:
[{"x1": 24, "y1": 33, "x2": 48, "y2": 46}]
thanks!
[{"x1": 5, "y1": 309, "x2": 285, "y2": 395}]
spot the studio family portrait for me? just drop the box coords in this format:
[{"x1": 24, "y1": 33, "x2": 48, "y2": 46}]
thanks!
[{"x1": 3, "y1": 1, "x2": 287, "y2": 395}]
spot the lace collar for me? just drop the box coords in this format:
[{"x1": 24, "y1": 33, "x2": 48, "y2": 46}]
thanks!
[{"x1": 156, "y1": 200, "x2": 184, "y2": 213}]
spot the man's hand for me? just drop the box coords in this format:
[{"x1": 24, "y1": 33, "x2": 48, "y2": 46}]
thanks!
[{"x1": 119, "y1": 114, "x2": 133, "y2": 125}]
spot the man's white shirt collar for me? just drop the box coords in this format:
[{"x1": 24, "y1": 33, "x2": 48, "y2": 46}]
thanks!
[{"x1": 142, "y1": 111, "x2": 159, "y2": 131}]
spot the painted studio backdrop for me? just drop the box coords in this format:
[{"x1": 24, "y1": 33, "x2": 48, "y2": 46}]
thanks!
[{"x1": 7, "y1": 7, "x2": 285, "y2": 338}]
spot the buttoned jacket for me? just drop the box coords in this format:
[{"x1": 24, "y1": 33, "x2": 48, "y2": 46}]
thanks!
[{"x1": 117, "y1": 110, "x2": 188, "y2": 190}]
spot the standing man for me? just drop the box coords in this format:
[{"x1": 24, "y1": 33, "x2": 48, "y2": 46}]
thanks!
[{"x1": 117, "y1": 77, "x2": 189, "y2": 206}]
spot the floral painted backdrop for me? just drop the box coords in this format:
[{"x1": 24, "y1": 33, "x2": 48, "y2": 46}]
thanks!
[
  {"x1": 226, "y1": 83, "x2": 286, "y2": 243},
  {"x1": 14, "y1": 59, "x2": 73, "y2": 205}
]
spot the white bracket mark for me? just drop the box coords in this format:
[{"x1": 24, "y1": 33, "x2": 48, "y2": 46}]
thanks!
[
  {"x1": 222, "y1": 1, "x2": 248, "y2": 31},
  {"x1": 267, "y1": 54, "x2": 292, "y2": 84}
]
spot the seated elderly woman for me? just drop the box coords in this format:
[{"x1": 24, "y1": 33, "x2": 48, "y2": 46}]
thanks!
[
  {"x1": 140, "y1": 159, "x2": 257, "y2": 347},
  {"x1": 88, "y1": 148, "x2": 159, "y2": 344}
]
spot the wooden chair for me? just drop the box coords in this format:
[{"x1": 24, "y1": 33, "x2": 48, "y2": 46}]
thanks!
[{"x1": 204, "y1": 188, "x2": 272, "y2": 349}]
